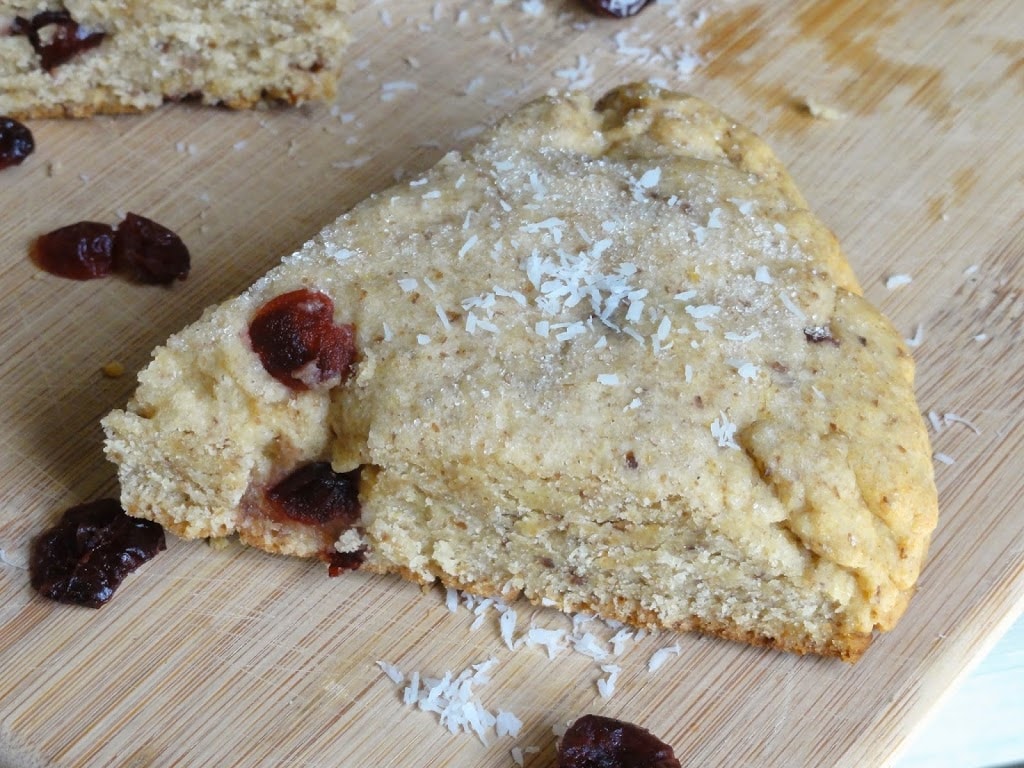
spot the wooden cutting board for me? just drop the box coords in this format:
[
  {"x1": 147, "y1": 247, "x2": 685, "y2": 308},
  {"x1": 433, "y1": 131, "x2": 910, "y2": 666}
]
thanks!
[{"x1": 2, "y1": 1, "x2": 1022, "y2": 766}]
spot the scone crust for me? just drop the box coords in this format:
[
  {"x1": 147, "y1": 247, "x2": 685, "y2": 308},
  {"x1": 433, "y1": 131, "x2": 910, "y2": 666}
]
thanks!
[{"x1": 103, "y1": 83, "x2": 938, "y2": 660}]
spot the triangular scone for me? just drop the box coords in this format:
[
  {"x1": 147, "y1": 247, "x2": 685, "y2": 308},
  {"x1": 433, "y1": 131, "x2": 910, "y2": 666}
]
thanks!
[
  {"x1": 103, "y1": 83, "x2": 938, "y2": 660},
  {"x1": 0, "y1": 1, "x2": 352, "y2": 118}
]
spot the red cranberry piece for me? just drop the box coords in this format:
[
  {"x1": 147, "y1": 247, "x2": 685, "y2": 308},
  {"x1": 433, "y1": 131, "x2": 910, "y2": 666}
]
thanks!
[
  {"x1": 327, "y1": 549, "x2": 366, "y2": 577},
  {"x1": 113, "y1": 212, "x2": 190, "y2": 284},
  {"x1": 558, "y1": 714, "x2": 681, "y2": 768},
  {"x1": 249, "y1": 289, "x2": 356, "y2": 390},
  {"x1": 265, "y1": 462, "x2": 361, "y2": 526},
  {"x1": 32, "y1": 221, "x2": 115, "y2": 280},
  {"x1": 0, "y1": 117, "x2": 34, "y2": 170},
  {"x1": 11, "y1": 10, "x2": 106, "y2": 71},
  {"x1": 30, "y1": 498, "x2": 166, "y2": 608},
  {"x1": 581, "y1": 0, "x2": 653, "y2": 18}
]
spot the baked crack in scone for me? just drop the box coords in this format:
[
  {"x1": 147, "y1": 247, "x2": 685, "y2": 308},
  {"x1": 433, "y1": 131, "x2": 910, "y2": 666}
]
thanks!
[
  {"x1": 0, "y1": 1, "x2": 352, "y2": 118},
  {"x1": 102, "y1": 83, "x2": 939, "y2": 660}
]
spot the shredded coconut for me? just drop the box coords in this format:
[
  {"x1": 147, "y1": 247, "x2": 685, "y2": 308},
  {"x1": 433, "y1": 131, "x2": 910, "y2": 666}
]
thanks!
[
  {"x1": 554, "y1": 53, "x2": 595, "y2": 89},
  {"x1": 597, "y1": 664, "x2": 621, "y2": 699},
  {"x1": 385, "y1": 658, "x2": 504, "y2": 745},
  {"x1": 885, "y1": 273, "x2": 913, "y2": 290},
  {"x1": 739, "y1": 362, "x2": 759, "y2": 380},
  {"x1": 647, "y1": 643, "x2": 681, "y2": 672},
  {"x1": 435, "y1": 304, "x2": 451, "y2": 331},
  {"x1": 572, "y1": 632, "x2": 609, "y2": 661},
  {"x1": 496, "y1": 710, "x2": 523, "y2": 738},
  {"x1": 779, "y1": 291, "x2": 806, "y2": 322},
  {"x1": 711, "y1": 412, "x2": 740, "y2": 449},
  {"x1": 380, "y1": 80, "x2": 419, "y2": 102},
  {"x1": 685, "y1": 304, "x2": 720, "y2": 319},
  {"x1": 499, "y1": 607, "x2": 518, "y2": 650},
  {"x1": 609, "y1": 628, "x2": 634, "y2": 656},
  {"x1": 458, "y1": 234, "x2": 480, "y2": 257},
  {"x1": 0, "y1": 547, "x2": 27, "y2": 570},
  {"x1": 524, "y1": 626, "x2": 567, "y2": 659},
  {"x1": 376, "y1": 660, "x2": 405, "y2": 685},
  {"x1": 943, "y1": 412, "x2": 981, "y2": 434}
]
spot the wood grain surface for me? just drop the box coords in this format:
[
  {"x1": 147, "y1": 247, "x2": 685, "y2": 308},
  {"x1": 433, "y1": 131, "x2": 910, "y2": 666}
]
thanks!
[{"x1": 1, "y1": 1, "x2": 1022, "y2": 766}]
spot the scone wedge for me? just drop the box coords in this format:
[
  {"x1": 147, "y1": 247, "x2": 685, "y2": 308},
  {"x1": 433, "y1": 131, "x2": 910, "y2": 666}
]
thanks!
[
  {"x1": 103, "y1": 83, "x2": 938, "y2": 661},
  {"x1": 0, "y1": 1, "x2": 352, "y2": 118}
]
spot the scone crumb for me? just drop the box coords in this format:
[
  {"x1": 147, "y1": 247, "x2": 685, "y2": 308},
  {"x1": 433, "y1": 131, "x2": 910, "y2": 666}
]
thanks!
[
  {"x1": 803, "y1": 98, "x2": 847, "y2": 120},
  {"x1": 334, "y1": 528, "x2": 365, "y2": 553},
  {"x1": 101, "y1": 361, "x2": 125, "y2": 378}
]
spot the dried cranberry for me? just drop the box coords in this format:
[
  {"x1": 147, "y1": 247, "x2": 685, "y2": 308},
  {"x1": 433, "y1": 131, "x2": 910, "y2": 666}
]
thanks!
[
  {"x1": 327, "y1": 549, "x2": 366, "y2": 576},
  {"x1": 11, "y1": 10, "x2": 105, "y2": 71},
  {"x1": 29, "y1": 498, "x2": 166, "y2": 608},
  {"x1": 581, "y1": 0, "x2": 653, "y2": 18},
  {"x1": 249, "y1": 289, "x2": 357, "y2": 390},
  {"x1": 113, "y1": 212, "x2": 190, "y2": 284},
  {"x1": 0, "y1": 117, "x2": 34, "y2": 171},
  {"x1": 558, "y1": 714, "x2": 681, "y2": 768},
  {"x1": 32, "y1": 221, "x2": 115, "y2": 280},
  {"x1": 266, "y1": 462, "x2": 361, "y2": 526}
]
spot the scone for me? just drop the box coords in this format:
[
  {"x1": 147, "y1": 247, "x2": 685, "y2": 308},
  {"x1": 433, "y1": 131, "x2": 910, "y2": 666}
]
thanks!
[
  {"x1": 0, "y1": 1, "x2": 352, "y2": 118},
  {"x1": 102, "y1": 83, "x2": 939, "y2": 661}
]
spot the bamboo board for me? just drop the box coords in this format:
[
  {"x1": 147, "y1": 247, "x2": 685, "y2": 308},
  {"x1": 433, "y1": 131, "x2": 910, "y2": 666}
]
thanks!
[{"x1": 1, "y1": 1, "x2": 1022, "y2": 766}]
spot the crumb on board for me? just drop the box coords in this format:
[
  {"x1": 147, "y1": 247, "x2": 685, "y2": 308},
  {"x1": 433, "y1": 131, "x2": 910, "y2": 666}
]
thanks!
[
  {"x1": 101, "y1": 361, "x2": 125, "y2": 378},
  {"x1": 803, "y1": 97, "x2": 847, "y2": 120}
]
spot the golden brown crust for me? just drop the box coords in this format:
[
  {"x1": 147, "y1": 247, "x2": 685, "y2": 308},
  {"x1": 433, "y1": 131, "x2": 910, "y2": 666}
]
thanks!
[
  {"x1": 360, "y1": 560, "x2": 872, "y2": 661},
  {"x1": 6, "y1": 82, "x2": 338, "y2": 120}
]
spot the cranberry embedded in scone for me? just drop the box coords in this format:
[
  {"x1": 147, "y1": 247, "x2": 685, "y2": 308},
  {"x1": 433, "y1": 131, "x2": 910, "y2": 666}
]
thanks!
[
  {"x1": 11, "y1": 10, "x2": 106, "y2": 72},
  {"x1": 265, "y1": 462, "x2": 360, "y2": 526},
  {"x1": 249, "y1": 289, "x2": 356, "y2": 390}
]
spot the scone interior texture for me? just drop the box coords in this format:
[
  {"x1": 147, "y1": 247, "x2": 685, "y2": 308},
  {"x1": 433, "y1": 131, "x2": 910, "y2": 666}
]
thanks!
[
  {"x1": 103, "y1": 83, "x2": 939, "y2": 660},
  {"x1": 0, "y1": 0, "x2": 352, "y2": 118}
]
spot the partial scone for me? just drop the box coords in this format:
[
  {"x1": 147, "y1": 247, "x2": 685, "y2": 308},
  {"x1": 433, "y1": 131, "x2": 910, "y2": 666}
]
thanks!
[
  {"x1": 103, "y1": 83, "x2": 939, "y2": 660},
  {"x1": 0, "y1": 1, "x2": 352, "y2": 118}
]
